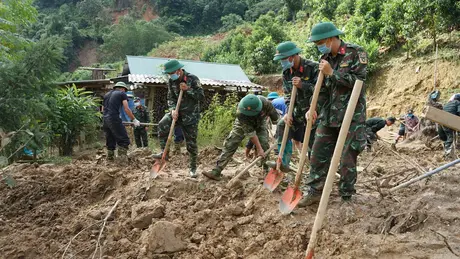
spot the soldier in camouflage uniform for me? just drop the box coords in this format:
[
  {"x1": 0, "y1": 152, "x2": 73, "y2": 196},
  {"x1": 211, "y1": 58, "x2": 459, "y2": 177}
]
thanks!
[
  {"x1": 301, "y1": 22, "x2": 368, "y2": 206},
  {"x1": 438, "y1": 94, "x2": 460, "y2": 158},
  {"x1": 203, "y1": 94, "x2": 279, "y2": 181},
  {"x1": 152, "y1": 60, "x2": 205, "y2": 178},
  {"x1": 133, "y1": 97, "x2": 150, "y2": 148},
  {"x1": 266, "y1": 41, "x2": 319, "y2": 172}
]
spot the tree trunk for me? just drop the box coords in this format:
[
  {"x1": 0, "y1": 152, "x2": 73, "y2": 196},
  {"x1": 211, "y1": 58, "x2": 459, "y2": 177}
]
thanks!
[{"x1": 60, "y1": 135, "x2": 74, "y2": 156}]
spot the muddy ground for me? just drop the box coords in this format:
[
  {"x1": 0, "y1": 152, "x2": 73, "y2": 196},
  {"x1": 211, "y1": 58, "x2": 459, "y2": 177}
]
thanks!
[{"x1": 1, "y1": 129, "x2": 460, "y2": 259}]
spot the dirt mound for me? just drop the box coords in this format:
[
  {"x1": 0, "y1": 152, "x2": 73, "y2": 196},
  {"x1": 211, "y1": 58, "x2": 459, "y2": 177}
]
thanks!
[{"x1": 1, "y1": 141, "x2": 460, "y2": 258}]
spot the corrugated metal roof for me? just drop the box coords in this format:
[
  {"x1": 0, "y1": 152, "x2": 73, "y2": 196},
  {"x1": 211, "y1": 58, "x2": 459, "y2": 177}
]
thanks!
[
  {"x1": 128, "y1": 74, "x2": 263, "y2": 89},
  {"x1": 126, "y1": 56, "x2": 253, "y2": 82}
]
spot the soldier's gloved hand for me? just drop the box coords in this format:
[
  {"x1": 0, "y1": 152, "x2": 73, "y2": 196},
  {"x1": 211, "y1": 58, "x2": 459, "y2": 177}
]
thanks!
[
  {"x1": 283, "y1": 114, "x2": 293, "y2": 127},
  {"x1": 292, "y1": 77, "x2": 302, "y2": 89},
  {"x1": 133, "y1": 119, "x2": 141, "y2": 127},
  {"x1": 172, "y1": 109, "x2": 178, "y2": 120},
  {"x1": 305, "y1": 110, "x2": 317, "y2": 124},
  {"x1": 180, "y1": 82, "x2": 189, "y2": 91}
]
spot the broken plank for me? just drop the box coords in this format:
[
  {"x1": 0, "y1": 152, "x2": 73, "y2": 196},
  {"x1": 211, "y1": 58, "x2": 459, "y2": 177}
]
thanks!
[{"x1": 422, "y1": 106, "x2": 460, "y2": 132}]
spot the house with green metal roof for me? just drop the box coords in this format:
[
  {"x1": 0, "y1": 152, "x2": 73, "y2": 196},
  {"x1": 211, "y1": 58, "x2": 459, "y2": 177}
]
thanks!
[{"x1": 115, "y1": 56, "x2": 265, "y2": 125}]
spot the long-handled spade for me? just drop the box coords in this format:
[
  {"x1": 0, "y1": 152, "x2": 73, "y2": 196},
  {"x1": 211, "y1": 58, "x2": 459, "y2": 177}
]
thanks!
[
  {"x1": 305, "y1": 79, "x2": 363, "y2": 259},
  {"x1": 279, "y1": 72, "x2": 324, "y2": 214},
  {"x1": 150, "y1": 89, "x2": 184, "y2": 179},
  {"x1": 263, "y1": 85, "x2": 298, "y2": 191}
]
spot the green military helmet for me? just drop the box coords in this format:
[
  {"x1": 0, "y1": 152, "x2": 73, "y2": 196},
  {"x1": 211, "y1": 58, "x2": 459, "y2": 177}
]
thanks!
[
  {"x1": 307, "y1": 22, "x2": 344, "y2": 42},
  {"x1": 114, "y1": 81, "x2": 128, "y2": 90},
  {"x1": 162, "y1": 59, "x2": 184, "y2": 74},
  {"x1": 273, "y1": 41, "x2": 302, "y2": 61},
  {"x1": 238, "y1": 94, "x2": 262, "y2": 116}
]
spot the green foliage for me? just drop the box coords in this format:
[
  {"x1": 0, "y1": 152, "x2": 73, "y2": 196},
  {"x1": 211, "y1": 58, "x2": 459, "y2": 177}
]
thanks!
[
  {"x1": 0, "y1": 0, "x2": 38, "y2": 61},
  {"x1": 100, "y1": 16, "x2": 174, "y2": 62},
  {"x1": 204, "y1": 12, "x2": 286, "y2": 74},
  {"x1": 220, "y1": 14, "x2": 244, "y2": 32},
  {"x1": 47, "y1": 85, "x2": 101, "y2": 156},
  {"x1": 244, "y1": 0, "x2": 283, "y2": 21},
  {"x1": 154, "y1": 0, "x2": 248, "y2": 34},
  {"x1": 198, "y1": 93, "x2": 239, "y2": 146}
]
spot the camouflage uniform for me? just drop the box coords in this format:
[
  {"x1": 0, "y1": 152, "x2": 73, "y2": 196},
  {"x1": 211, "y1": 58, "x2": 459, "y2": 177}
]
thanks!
[
  {"x1": 277, "y1": 58, "x2": 319, "y2": 164},
  {"x1": 133, "y1": 104, "x2": 150, "y2": 148},
  {"x1": 157, "y1": 71, "x2": 204, "y2": 171},
  {"x1": 307, "y1": 40, "x2": 368, "y2": 198},
  {"x1": 438, "y1": 100, "x2": 460, "y2": 156},
  {"x1": 213, "y1": 96, "x2": 279, "y2": 173}
]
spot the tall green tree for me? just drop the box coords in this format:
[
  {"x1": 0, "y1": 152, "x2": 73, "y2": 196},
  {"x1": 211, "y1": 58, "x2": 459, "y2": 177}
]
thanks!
[{"x1": 100, "y1": 16, "x2": 174, "y2": 62}]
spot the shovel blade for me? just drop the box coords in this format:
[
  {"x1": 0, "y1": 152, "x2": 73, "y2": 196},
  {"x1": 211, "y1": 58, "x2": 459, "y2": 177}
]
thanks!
[
  {"x1": 263, "y1": 169, "x2": 284, "y2": 192},
  {"x1": 150, "y1": 159, "x2": 166, "y2": 179},
  {"x1": 279, "y1": 186, "x2": 302, "y2": 215}
]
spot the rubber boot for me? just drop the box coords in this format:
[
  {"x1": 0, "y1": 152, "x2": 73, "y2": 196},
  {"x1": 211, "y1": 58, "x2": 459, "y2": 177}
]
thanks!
[
  {"x1": 202, "y1": 168, "x2": 222, "y2": 181},
  {"x1": 107, "y1": 150, "x2": 115, "y2": 161},
  {"x1": 117, "y1": 146, "x2": 129, "y2": 164},
  {"x1": 189, "y1": 168, "x2": 197, "y2": 178},
  {"x1": 298, "y1": 189, "x2": 321, "y2": 207}
]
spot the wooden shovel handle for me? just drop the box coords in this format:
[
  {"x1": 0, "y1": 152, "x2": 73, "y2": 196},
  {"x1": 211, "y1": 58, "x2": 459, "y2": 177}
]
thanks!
[
  {"x1": 227, "y1": 144, "x2": 276, "y2": 189},
  {"x1": 277, "y1": 85, "x2": 298, "y2": 171},
  {"x1": 163, "y1": 90, "x2": 184, "y2": 157},
  {"x1": 305, "y1": 80, "x2": 363, "y2": 257},
  {"x1": 293, "y1": 72, "x2": 324, "y2": 188}
]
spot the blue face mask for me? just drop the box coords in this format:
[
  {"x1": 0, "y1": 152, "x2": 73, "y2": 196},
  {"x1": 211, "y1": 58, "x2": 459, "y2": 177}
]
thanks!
[
  {"x1": 170, "y1": 73, "x2": 179, "y2": 81},
  {"x1": 317, "y1": 40, "x2": 331, "y2": 54},
  {"x1": 280, "y1": 59, "x2": 294, "y2": 71}
]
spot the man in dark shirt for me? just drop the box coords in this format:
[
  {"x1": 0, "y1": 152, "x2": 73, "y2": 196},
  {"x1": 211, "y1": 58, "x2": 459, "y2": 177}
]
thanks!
[
  {"x1": 365, "y1": 117, "x2": 396, "y2": 149},
  {"x1": 103, "y1": 82, "x2": 140, "y2": 162},
  {"x1": 438, "y1": 94, "x2": 460, "y2": 158}
]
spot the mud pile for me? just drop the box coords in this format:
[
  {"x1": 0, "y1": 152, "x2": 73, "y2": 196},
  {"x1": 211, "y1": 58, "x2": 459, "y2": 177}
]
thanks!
[{"x1": 1, "y1": 139, "x2": 460, "y2": 259}]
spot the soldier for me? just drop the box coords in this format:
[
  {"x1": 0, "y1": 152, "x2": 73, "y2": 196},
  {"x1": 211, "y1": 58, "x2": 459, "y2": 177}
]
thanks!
[
  {"x1": 133, "y1": 97, "x2": 150, "y2": 148},
  {"x1": 302, "y1": 22, "x2": 368, "y2": 205},
  {"x1": 151, "y1": 60, "x2": 205, "y2": 178},
  {"x1": 245, "y1": 91, "x2": 284, "y2": 159},
  {"x1": 267, "y1": 41, "x2": 319, "y2": 172},
  {"x1": 438, "y1": 94, "x2": 460, "y2": 158},
  {"x1": 365, "y1": 116, "x2": 396, "y2": 149},
  {"x1": 102, "y1": 82, "x2": 140, "y2": 162},
  {"x1": 203, "y1": 94, "x2": 280, "y2": 181}
]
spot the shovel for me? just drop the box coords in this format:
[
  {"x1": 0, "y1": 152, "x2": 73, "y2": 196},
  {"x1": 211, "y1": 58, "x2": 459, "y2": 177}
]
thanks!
[
  {"x1": 227, "y1": 144, "x2": 276, "y2": 189},
  {"x1": 305, "y1": 79, "x2": 363, "y2": 259},
  {"x1": 279, "y1": 72, "x2": 324, "y2": 214},
  {"x1": 150, "y1": 90, "x2": 184, "y2": 178},
  {"x1": 263, "y1": 85, "x2": 298, "y2": 192}
]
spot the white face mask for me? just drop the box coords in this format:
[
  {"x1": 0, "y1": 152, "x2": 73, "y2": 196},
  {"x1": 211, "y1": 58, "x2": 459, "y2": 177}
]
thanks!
[{"x1": 134, "y1": 102, "x2": 141, "y2": 107}]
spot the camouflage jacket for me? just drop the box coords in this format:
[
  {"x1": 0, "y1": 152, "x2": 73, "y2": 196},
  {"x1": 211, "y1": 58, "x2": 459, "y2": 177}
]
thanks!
[
  {"x1": 282, "y1": 57, "x2": 319, "y2": 124},
  {"x1": 237, "y1": 96, "x2": 279, "y2": 136},
  {"x1": 366, "y1": 117, "x2": 386, "y2": 133},
  {"x1": 316, "y1": 40, "x2": 367, "y2": 128},
  {"x1": 133, "y1": 105, "x2": 150, "y2": 124},
  {"x1": 167, "y1": 70, "x2": 205, "y2": 125},
  {"x1": 443, "y1": 100, "x2": 460, "y2": 116}
]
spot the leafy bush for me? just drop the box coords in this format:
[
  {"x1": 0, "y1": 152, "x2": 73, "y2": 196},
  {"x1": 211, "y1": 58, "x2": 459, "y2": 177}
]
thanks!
[
  {"x1": 47, "y1": 85, "x2": 101, "y2": 156},
  {"x1": 220, "y1": 14, "x2": 244, "y2": 32},
  {"x1": 100, "y1": 16, "x2": 174, "y2": 62},
  {"x1": 198, "y1": 93, "x2": 239, "y2": 147}
]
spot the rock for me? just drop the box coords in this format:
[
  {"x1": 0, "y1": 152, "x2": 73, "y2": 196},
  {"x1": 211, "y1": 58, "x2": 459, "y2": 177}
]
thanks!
[
  {"x1": 237, "y1": 215, "x2": 253, "y2": 225},
  {"x1": 87, "y1": 209, "x2": 103, "y2": 220},
  {"x1": 196, "y1": 225, "x2": 207, "y2": 235},
  {"x1": 190, "y1": 232, "x2": 204, "y2": 243},
  {"x1": 131, "y1": 200, "x2": 165, "y2": 229},
  {"x1": 225, "y1": 204, "x2": 244, "y2": 216},
  {"x1": 140, "y1": 221, "x2": 186, "y2": 253}
]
